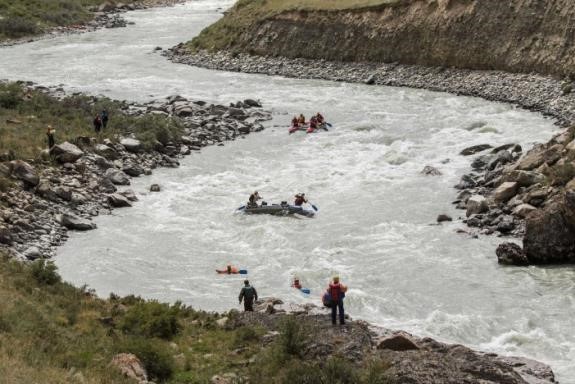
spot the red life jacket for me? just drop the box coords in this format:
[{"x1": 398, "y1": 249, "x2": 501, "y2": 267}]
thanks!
[{"x1": 329, "y1": 283, "x2": 342, "y2": 301}]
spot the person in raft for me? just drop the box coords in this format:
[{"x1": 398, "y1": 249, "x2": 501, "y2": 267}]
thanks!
[
  {"x1": 247, "y1": 191, "x2": 261, "y2": 208},
  {"x1": 225, "y1": 265, "x2": 238, "y2": 274},
  {"x1": 328, "y1": 276, "x2": 347, "y2": 325},
  {"x1": 298, "y1": 113, "x2": 306, "y2": 126},
  {"x1": 239, "y1": 279, "x2": 258, "y2": 312},
  {"x1": 294, "y1": 193, "x2": 308, "y2": 207},
  {"x1": 292, "y1": 277, "x2": 303, "y2": 290},
  {"x1": 291, "y1": 116, "x2": 299, "y2": 128},
  {"x1": 308, "y1": 116, "x2": 318, "y2": 132}
]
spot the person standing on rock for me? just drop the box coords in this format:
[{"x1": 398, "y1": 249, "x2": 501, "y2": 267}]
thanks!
[
  {"x1": 93, "y1": 113, "x2": 103, "y2": 133},
  {"x1": 328, "y1": 276, "x2": 347, "y2": 325},
  {"x1": 101, "y1": 110, "x2": 109, "y2": 129},
  {"x1": 239, "y1": 280, "x2": 258, "y2": 312},
  {"x1": 46, "y1": 125, "x2": 55, "y2": 149}
]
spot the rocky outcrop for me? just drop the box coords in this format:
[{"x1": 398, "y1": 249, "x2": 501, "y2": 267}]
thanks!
[
  {"x1": 110, "y1": 353, "x2": 148, "y2": 383},
  {"x1": 50, "y1": 142, "x2": 84, "y2": 163},
  {"x1": 8, "y1": 160, "x2": 39, "y2": 187}
]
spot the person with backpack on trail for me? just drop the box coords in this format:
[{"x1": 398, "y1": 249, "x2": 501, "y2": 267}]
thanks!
[
  {"x1": 93, "y1": 114, "x2": 103, "y2": 133},
  {"x1": 327, "y1": 276, "x2": 347, "y2": 325},
  {"x1": 101, "y1": 110, "x2": 109, "y2": 129},
  {"x1": 239, "y1": 280, "x2": 258, "y2": 312}
]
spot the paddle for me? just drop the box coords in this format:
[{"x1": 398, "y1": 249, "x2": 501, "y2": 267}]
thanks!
[
  {"x1": 326, "y1": 122, "x2": 333, "y2": 127},
  {"x1": 238, "y1": 205, "x2": 245, "y2": 210},
  {"x1": 308, "y1": 202, "x2": 318, "y2": 212},
  {"x1": 300, "y1": 288, "x2": 311, "y2": 295},
  {"x1": 239, "y1": 270, "x2": 248, "y2": 275}
]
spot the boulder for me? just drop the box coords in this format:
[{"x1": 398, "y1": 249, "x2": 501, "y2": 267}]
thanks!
[
  {"x1": 503, "y1": 170, "x2": 544, "y2": 187},
  {"x1": 58, "y1": 213, "x2": 96, "y2": 231},
  {"x1": 491, "y1": 143, "x2": 522, "y2": 154},
  {"x1": 377, "y1": 333, "x2": 420, "y2": 351},
  {"x1": 460, "y1": 144, "x2": 492, "y2": 156},
  {"x1": 94, "y1": 144, "x2": 119, "y2": 160},
  {"x1": 36, "y1": 180, "x2": 58, "y2": 201},
  {"x1": 466, "y1": 195, "x2": 488, "y2": 217},
  {"x1": 150, "y1": 184, "x2": 161, "y2": 192},
  {"x1": 471, "y1": 154, "x2": 495, "y2": 170},
  {"x1": 456, "y1": 174, "x2": 478, "y2": 190},
  {"x1": 516, "y1": 146, "x2": 545, "y2": 171},
  {"x1": 120, "y1": 138, "x2": 142, "y2": 153},
  {"x1": 244, "y1": 99, "x2": 262, "y2": 108},
  {"x1": 9, "y1": 160, "x2": 39, "y2": 187},
  {"x1": 54, "y1": 186, "x2": 72, "y2": 202},
  {"x1": 110, "y1": 353, "x2": 148, "y2": 383},
  {"x1": 104, "y1": 168, "x2": 130, "y2": 186},
  {"x1": 94, "y1": 154, "x2": 113, "y2": 169},
  {"x1": 496, "y1": 242, "x2": 529, "y2": 266},
  {"x1": 437, "y1": 214, "x2": 453, "y2": 223},
  {"x1": 23, "y1": 246, "x2": 42, "y2": 261},
  {"x1": 0, "y1": 227, "x2": 13, "y2": 245},
  {"x1": 421, "y1": 166, "x2": 442, "y2": 176},
  {"x1": 50, "y1": 142, "x2": 84, "y2": 163},
  {"x1": 107, "y1": 193, "x2": 132, "y2": 208},
  {"x1": 487, "y1": 150, "x2": 513, "y2": 171},
  {"x1": 496, "y1": 216, "x2": 515, "y2": 233},
  {"x1": 120, "y1": 189, "x2": 138, "y2": 202},
  {"x1": 493, "y1": 182, "x2": 519, "y2": 203},
  {"x1": 513, "y1": 204, "x2": 537, "y2": 218},
  {"x1": 524, "y1": 193, "x2": 575, "y2": 264},
  {"x1": 122, "y1": 163, "x2": 144, "y2": 177},
  {"x1": 99, "y1": 177, "x2": 117, "y2": 194}
]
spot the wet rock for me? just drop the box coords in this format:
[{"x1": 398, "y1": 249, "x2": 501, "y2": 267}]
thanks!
[
  {"x1": 119, "y1": 189, "x2": 138, "y2": 202},
  {"x1": 50, "y1": 142, "x2": 84, "y2": 163},
  {"x1": 496, "y1": 242, "x2": 529, "y2": 265},
  {"x1": 471, "y1": 154, "x2": 495, "y2": 170},
  {"x1": 58, "y1": 213, "x2": 96, "y2": 231},
  {"x1": 107, "y1": 193, "x2": 132, "y2": 208},
  {"x1": 494, "y1": 182, "x2": 519, "y2": 203},
  {"x1": 150, "y1": 184, "x2": 161, "y2": 192},
  {"x1": 94, "y1": 154, "x2": 114, "y2": 169},
  {"x1": 110, "y1": 353, "x2": 148, "y2": 383},
  {"x1": 496, "y1": 215, "x2": 515, "y2": 233},
  {"x1": 104, "y1": 168, "x2": 130, "y2": 186},
  {"x1": 456, "y1": 174, "x2": 477, "y2": 189},
  {"x1": 421, "y1": 166, "x2": 442, "y2": 176},
  {"x1": 377, "y1": 333, "x2": 419, "y2": 351},
  {"x1": 487, "y1": 150, "x2": 513, "y2": 171},
  {"x1": 491, "y1": 143, "x2": 522, "y2": 154},
  {"x1": 466, "y1": 195, "x2": 488, "y2": 217},
  {"x1": 243, "y1": 99, "x2": 262, "y2": 108},
  {"x1": 120, "y1": 138, "x2": 142, "y2": 153},
  {"x1": 9, "y1": 160, "x2": 39, "y2": 187},
  {"x1": 99, "y1": 177, "x2": 118, "y2": 194},
  {"x1": 437, "y1": 214, "x2": 453, "y2": 223},
  {"x1": 94, "y1": 144, "x2": 119, "y2": 160},
  {"x1": 365, "y1": 74, "x2": 376, "y2": 85},
  {"x1": 23, "y1": 246, "x2": 42, "y2": 260},
  {"x1": 122, "y1": 163, "x2": 145, "y2": 177},
  {"x1": 460, "y1": 144, "x2": 492, "y2": 156},
  {"x1": 503, "y1": 170, "x2": 545, "y2": 187}
]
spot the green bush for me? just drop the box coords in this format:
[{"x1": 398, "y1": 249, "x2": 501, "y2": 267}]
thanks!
[
  {"x1": 234, "y1": 326, "x2": 260, "y2": 347},
  {"x1": 30, "y1": 260, "x2": 61, "y2": 286},
  {"x1": 282, "y1": 360, "x2": 323, "y2": 384},
  {"x1": 119, "y1": 301, "x2": 183, "y2": 339},
  {"x1": 278, "y1": 316, "x2": 307, "y2": 357},
  {"x1": 0, "y1": 83, "x2": 22, "y2": 109},
  {"x1": 119, "y1": 338, "x2": 175, "y2": 382},
  {"x1": 322, "y1": 358, "x2": 359, "y2": 384},
  {"x1": 0, "y1": 16, "x2": 40, "y2": 38}
]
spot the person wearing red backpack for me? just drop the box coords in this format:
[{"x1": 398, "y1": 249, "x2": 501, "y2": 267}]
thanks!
[{"x1": 328, "y1": 276, "x2": 347, "y2": 325}]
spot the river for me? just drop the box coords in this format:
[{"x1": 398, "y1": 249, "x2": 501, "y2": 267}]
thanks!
[{"x1": 0, "y1": 0, "x2": 573, "y2": 381}]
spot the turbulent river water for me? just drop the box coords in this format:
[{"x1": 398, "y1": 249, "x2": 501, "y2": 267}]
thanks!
[{"x1": 1, "y1": 0, "x2": 574, "y2": 381}]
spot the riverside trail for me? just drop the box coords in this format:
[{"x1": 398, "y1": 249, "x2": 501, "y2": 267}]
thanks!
[{"x1": 0, "y1": 0, "x2": 573, "y2": 381}]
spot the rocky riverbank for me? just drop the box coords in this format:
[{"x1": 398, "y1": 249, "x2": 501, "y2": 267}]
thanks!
[
  {"x1": 0, "y1": 82, "x2": 270, "y2": 260},
  {"x1": 0, "y1": 0, "x2": 187, "y2": 48},
  {"x1": 166, "y1": 49, "x2": 575, "y2": 266}
]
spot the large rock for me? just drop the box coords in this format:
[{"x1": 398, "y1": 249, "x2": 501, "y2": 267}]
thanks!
[
  {"x1": 460, "y1": 144, "x2": 492, "y2": 156},
  {"x1": 122, "y1": 163, "x2": 145, "y2": 177},
  {"x1": 377, "y1": 333, "x2": 419, "y2": 351},
  {"x1": 110, "y1": 353, "x2": 148, "y2": 383},
  {"x1": 503, "y1": 170, "x2": 545, "y2": 187},
  {"x1": 99, "y1": 177, "x2": 118, "y2": 194},
  {"x1": 513, "y1": 204, "x2": 537, "y2": 218},
  {"x1": 421, "y1": 166, "x2": 442, "y2": 176},
  {"x1": 496, "y1": 242, "x2": 529, "y2": 265},
  {"x1": 50, "y1": 142, "x2": 84, "y2": 163},
  {"x1": 516, "y1": 146, "x2": 545, "y2": 171},
  {"x1": 523, "y1": 192, "x2": 575, "y2": 264},
  {"x1": 107, "y1": 193, "x2": 133, "y2": 208},
  {"x1": 243, "y1": 99, "x2": 262, "y2": 108},
  {"x1": 9, "y1": 160, "x2": 39, "y2": 187},
  {"x1": 493, "y1": 182, "x2": 518, "y2": 203},
  {"x1": 94, "y1": 144, "x2": 119, "y2": 160},
  {"x1": 23, "y1": 246, "x2": 42, "y2": 261},
  {"x1": 120, "y1": 138, "x2": 143, "y2": 153},
  {"x1": 58, "y1": 214, "x2": 96, "y2": 231},
  {"x1": 0, "y1": 227, "x2": 13, "y2": 245},
  {"x1": 466, "y1": 195, "x2": 488, "y2": 217},
  {"x1": 104, "y1": 169, "x2": 130, "y2": 186}
]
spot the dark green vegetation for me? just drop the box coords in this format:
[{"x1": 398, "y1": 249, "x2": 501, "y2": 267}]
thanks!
[
  {"x1": 0, "y1": 252, "x2": 395, "y2": 383},
  {"x1": 0, "y1": 82, "x2": 184, "y2": 160},
  {"x1": 0, "y1": 0, "x2": 140, "y2": 40}
]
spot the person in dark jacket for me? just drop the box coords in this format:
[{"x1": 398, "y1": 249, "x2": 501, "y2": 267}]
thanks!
[
  {"x1": 328, "y1": 276, "x2": 347, "y2": 325},
  {"x1": 46, "y1": 125, "x2": 55, "y2": 149},
  {"x1": 247, "y1": 191, "x2": 261, "y2": 208},
  {"x1": 239, "y1": 280, "x2": 258, "y2": 312},
  {"x1": 101, "y1": 110, "x2": 109, "y2": 129},
  {"x1": 93, "y1": 114, "x2": 103, "y2": 133}
]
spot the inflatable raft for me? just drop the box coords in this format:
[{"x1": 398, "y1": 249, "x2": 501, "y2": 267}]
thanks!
[{"x1": 238, "y1": 203, "x2": 315, "y2": 218}]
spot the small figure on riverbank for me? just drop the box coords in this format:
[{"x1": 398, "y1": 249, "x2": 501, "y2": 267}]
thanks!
[
  {"x1": 101, "y1": 110, "x2": 109, "y2": 129},
  {"x1": 294, "y1": 193, "x2": 308, "y2": 207},
  {"x1": 93, "y1": 114, "x2": 103, "y2": 133},
  {"x1": 248, "y1": 191, "x2": 261, "y2": 208},
  {"x1": 239, "y1": 280, "x2": 258, "y2": 312},
  {"x1": 46, "y1": 125, "x2": 55, "y2": 149},
  {"x1": 327, "y1": 276, "x2": 347, "y2": 325}
]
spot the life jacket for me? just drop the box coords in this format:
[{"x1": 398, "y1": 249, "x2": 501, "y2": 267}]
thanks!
[
  {"x1": 293, "y1": 280, "x2": 302, "y2": 289},
  {"x1": 291, "y1": 118, "x2": 299, "y2": 127},
  {"x1": 298, "y1": 116, "x2": 306, "y2": 124},
  {"x1": 294, "y1": 196, "x2": 305, "y2": 206},
  {"x1": 329, "y1": 283, "x2": 343, "y2": 301},
  {"x1": 309, "y1": 119, "x2": 317, "y2": 129}
]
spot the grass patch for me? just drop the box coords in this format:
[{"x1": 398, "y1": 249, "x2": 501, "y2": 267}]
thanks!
[
  {"x1": 0, "y1": 0, "x2": 145, "y2": 40},
  {"x1": 0, "y1": 82, "x2": 184, "y2": 160},
  {"x1": 187, "y1": 0, "x2": 402, "y2": 52}
]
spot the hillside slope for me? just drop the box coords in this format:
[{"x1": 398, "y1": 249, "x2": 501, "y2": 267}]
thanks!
[{"x1": 189, "y1": 0, "x2": 575, "y2": 77}]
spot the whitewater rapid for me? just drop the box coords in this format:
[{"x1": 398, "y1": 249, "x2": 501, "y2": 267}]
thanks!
[{"x1": 0, "y1": 0, "x2": 573, "y2": 381}]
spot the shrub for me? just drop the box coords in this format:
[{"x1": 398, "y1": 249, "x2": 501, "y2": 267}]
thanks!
[
  {"x1": 30, "y1": 260, "x2": 61, "y2": 286},
  {"x1": 0, "y1": 17, "x2": 41, "y2": 38},
  {"x1": 282, "y1": 360, "x2": 323, "y2": 384},
  {"x1": 234, "y1": 326, "x2": 260, "y2": 347},
  {"x1": 119, "y1": 301, "x2": 183, "y2": 339},
  {"x1": 322, "y1": 358, "x2": 359, "y2": 384},
  {"x1": 0, "y1": 83, "x2": 23, "y2": 109},
  {"x1": 119, "y1": 338, "x2": 175, "y2": 382},
  {"x1": 362, "y1": 361, "x2": 396, "y2": 384},
  {"x1": 277, "y1": 316, "x2": 307, "y2": 357}
]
